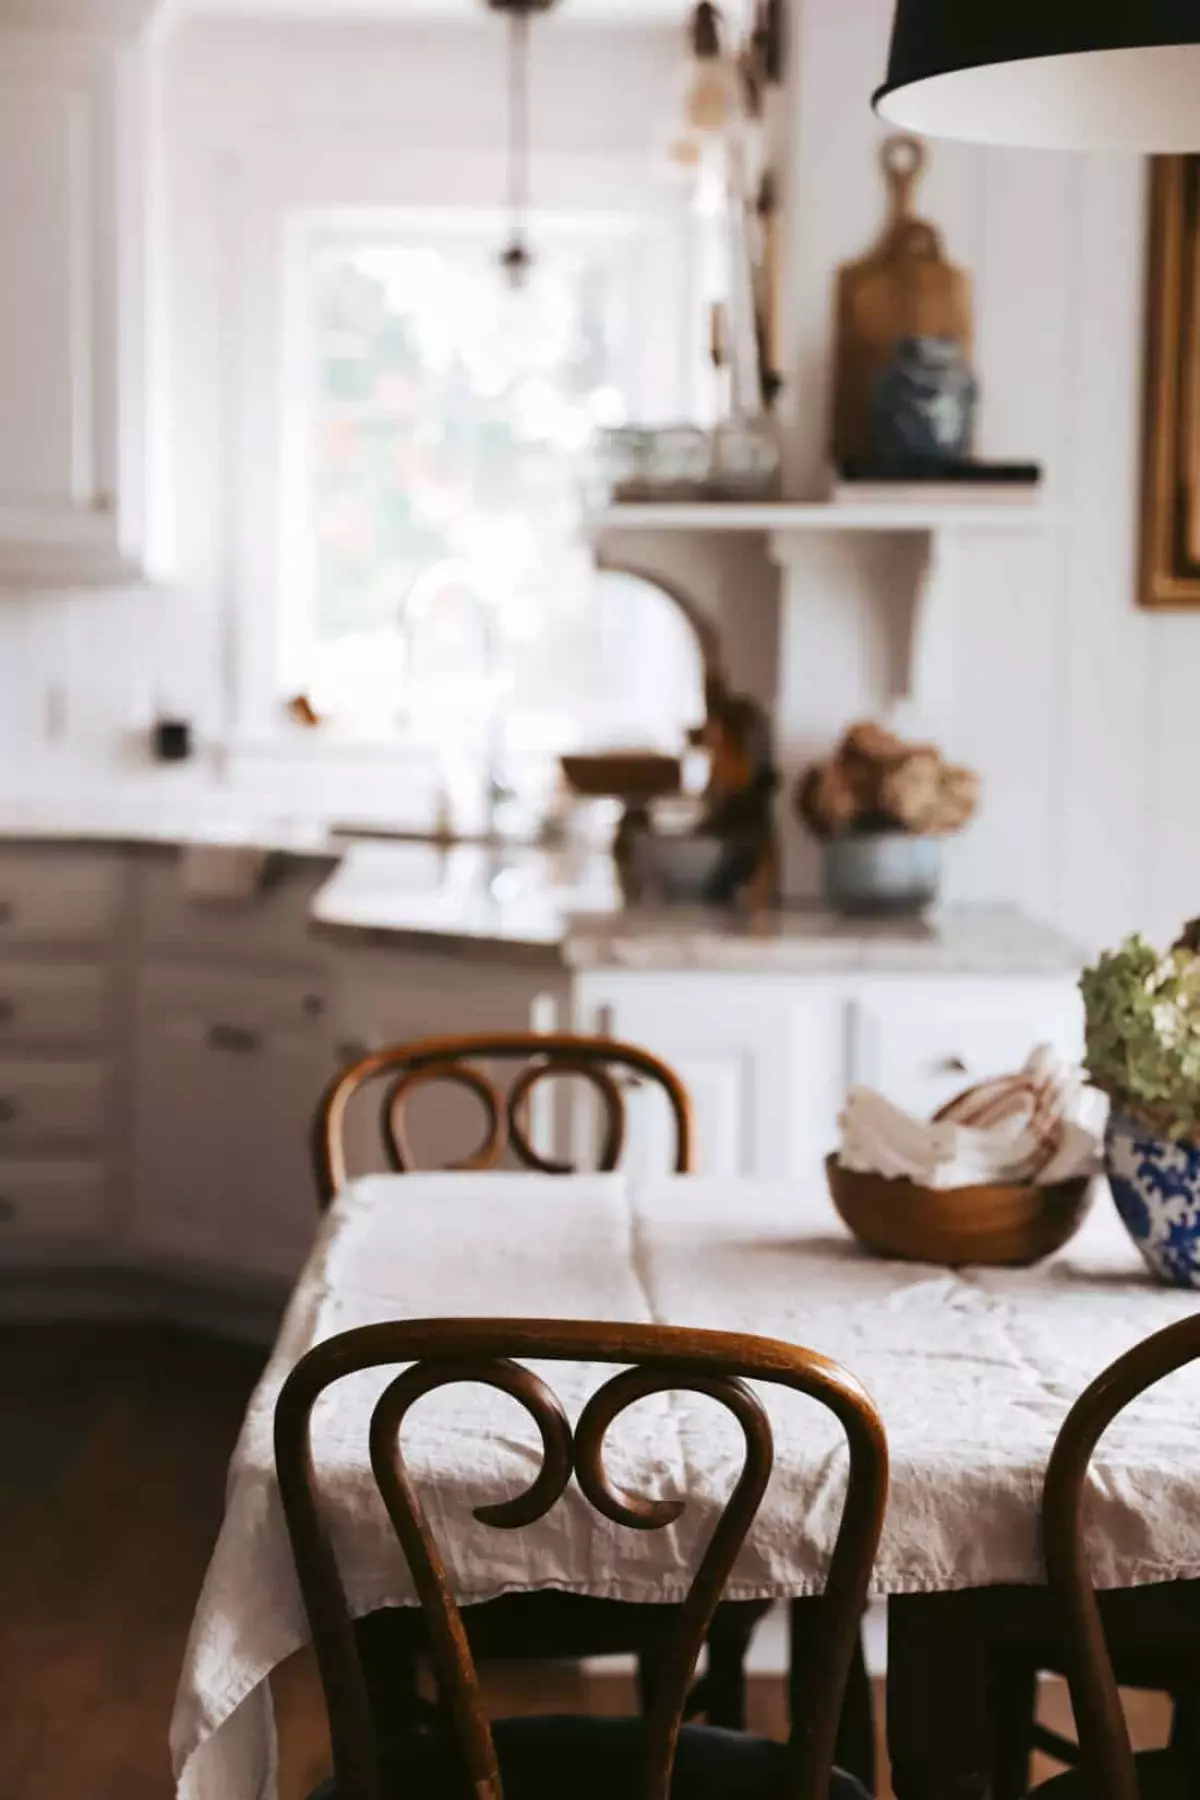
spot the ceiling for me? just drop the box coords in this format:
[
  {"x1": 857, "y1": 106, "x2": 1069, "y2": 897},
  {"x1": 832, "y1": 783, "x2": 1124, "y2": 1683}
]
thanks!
[{"x1": 176, "y1": 0, "x2": 684, "y2": 21}]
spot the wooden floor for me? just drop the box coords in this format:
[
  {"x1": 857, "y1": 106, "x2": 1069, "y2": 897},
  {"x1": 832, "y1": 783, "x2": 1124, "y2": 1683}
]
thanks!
[{"x1": 0, "y1": 1322, "x2": 1172, "y2": 1800}]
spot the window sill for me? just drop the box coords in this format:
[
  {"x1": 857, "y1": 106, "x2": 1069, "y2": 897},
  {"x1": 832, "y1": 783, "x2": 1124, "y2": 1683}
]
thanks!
[
  {"x1": 218, "y1": 733, "x2": 444, "y2": 834},
  {"x1": 218, "y1": 733, "x2": 566, "y2": 843}
]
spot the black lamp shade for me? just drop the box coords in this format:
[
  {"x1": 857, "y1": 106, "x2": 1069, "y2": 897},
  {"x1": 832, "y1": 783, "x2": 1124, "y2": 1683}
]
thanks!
[{"x1": 875, "y1": 3, "x2": 1200, "y2": 151}]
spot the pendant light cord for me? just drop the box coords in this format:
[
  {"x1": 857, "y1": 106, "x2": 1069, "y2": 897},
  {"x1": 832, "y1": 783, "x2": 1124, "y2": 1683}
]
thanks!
[{"x1": 508, "y1": 12, "x2": 530, "y2": 247}]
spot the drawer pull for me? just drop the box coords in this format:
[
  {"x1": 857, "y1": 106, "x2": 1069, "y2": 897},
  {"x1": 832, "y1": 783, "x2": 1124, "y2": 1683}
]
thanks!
[
  {"x1": 0, "y1": 901, "x2": 13, "y2": 926},
  {"x1": 207, "y1": 1023, "x2": 262, "y2": 1055},
  {"x1": 0, "y1": 1099, "x2": 18, "y2": 1123},
  {"x1": 0, "y1": 1198, "x2": 15, "y2": 1223},
  {"x1": 0, "y1": 999, "x2": 16, "y2": 1025},
  {"x1": 303, "y1": 994, "x2": 326, "y2": 1019}
]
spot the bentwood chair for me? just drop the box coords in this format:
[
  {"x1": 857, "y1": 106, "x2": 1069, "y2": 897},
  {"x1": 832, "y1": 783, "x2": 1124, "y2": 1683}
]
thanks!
[
  {"x1": 312, "y1": 1035, "x2": 877, "y2": 1780},
  {"x1": 312, "y1": 1034, "x2": 763, "y2": 1736},
  {"x1": 1032, "y1": 1312, "x2": 1200, "y2": 1800},
  {"x1": 275, "y1": 1317, "x2": 888, "y2": 1800},
  {"x1": 313, "y1": 1033, "x2": 694, "y2": 1207}
]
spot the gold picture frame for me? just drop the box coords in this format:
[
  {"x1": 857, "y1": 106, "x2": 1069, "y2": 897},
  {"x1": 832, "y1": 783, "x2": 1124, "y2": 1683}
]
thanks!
[{"x1": 1141, "y1": 156, "x2": 1200, "y2": 608}]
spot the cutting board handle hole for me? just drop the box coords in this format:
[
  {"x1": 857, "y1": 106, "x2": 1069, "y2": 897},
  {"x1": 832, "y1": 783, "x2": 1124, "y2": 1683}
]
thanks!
[{"x1": 882, "y1": 133, "x2": 926, "y2": 211}]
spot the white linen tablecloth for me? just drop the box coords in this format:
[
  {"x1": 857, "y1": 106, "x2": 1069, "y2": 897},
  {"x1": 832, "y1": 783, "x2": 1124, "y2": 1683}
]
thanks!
[{"x1": 172, "y1": 1171, "x2": 1200, "y2": 1800}]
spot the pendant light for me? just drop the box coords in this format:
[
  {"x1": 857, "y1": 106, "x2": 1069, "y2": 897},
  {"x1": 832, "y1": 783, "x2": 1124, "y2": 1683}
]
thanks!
[
  {"x1": 488, "y1": 0, "x2": 557, "y2": 287},
  {"x1": 874, "y1": 3, "x2": 1200, "y2": 152},
  {"x1": 666, "y1": 2, "x2": 741, "y2": 174},
  {"x1": 683, "y1": 3, "x2": 738, "y2": 137}
]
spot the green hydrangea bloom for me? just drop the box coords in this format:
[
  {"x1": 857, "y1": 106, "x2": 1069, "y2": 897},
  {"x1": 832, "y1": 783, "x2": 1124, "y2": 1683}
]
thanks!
[{"x1": 1081, "y1": 934, "x2": 1200, "y2": 1142}]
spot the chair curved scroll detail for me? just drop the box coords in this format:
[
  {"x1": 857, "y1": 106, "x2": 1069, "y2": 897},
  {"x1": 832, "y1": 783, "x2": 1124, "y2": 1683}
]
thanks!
[
  {"x1": 274, "y1": 1317, "x2": 889, "y2": 1800},
  {"x1": 1037, "y1": 1311, "x2": 1200, "y2": 1800},
  {"x1": 313, "y1": 1033, "x2": 694, "y2": 1208}
]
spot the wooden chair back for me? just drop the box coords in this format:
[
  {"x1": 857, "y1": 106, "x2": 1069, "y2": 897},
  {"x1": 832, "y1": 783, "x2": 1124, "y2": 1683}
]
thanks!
[
  {"x1": 1042, "y1": 1311, "x2": 1200, "y2": 1800},
  {"x1": 313, "y1": 1032, "x2": 694, "y2": 1207},
  {"x1": 275, "y1": 1317, "x2": 889, "y2": 1800}
]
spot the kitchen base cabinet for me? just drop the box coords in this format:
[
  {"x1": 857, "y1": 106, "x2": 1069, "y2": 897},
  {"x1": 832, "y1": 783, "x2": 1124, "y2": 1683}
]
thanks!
[
  {"x1": 574, "y1": 969, "x2": 1084, "y2": 1178},
  {"x1": 132, "y1": 966, "x2": 335, "y2": 1285},
  {"x1": 0, "y1": 846, "x2": 127, "y2": 1265}
]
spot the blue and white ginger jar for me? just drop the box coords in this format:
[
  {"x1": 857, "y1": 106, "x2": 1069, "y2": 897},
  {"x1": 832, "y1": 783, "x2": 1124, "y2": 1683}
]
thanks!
[{"x1": 1106, "y1": 1109, "x2": 1200, "y2": 1289}]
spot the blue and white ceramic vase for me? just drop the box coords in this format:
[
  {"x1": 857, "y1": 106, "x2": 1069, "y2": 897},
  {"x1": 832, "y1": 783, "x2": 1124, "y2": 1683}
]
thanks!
[
  {"x1": 1106, "y1": 1109, "x2": 1200, "y2": 1289},
  {"x1": 871, "y1": 333, "x2": 978, "y2": 463}
]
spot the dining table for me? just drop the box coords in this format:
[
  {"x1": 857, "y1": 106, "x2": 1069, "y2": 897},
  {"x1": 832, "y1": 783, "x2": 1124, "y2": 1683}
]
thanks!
[{"x1": 171, "y1": 1168, "x2": 1200, "y2": 1800}]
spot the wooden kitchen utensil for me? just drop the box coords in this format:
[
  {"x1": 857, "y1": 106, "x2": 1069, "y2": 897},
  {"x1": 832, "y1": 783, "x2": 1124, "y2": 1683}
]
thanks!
[{"x1": 831, "y1": 135, "x2": 973, "y2": 465}]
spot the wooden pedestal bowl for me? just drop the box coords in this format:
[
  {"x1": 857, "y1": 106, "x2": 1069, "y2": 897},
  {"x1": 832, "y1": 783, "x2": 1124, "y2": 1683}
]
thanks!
[
  {"x1": 560, "y1": 752, "x2": 682, "y2": 804},
  {"x1": 825, "y1": 1153, "x2": 1094, "y2": 1268}
]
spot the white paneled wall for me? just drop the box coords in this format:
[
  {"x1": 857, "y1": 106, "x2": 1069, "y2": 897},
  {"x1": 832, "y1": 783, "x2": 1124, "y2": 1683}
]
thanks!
[
  {"x1": 0, "y1": 1, "x2": 1194, "y2": 953},
  {"x1": 767, "y1": 0, "x2": 1182, "y2": 951}
]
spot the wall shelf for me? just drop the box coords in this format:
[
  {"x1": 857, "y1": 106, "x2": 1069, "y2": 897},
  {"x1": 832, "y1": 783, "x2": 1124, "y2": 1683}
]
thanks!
[
  {"x1": 587, "y1": 499, "x2": 1049, "y2": 538},
  {"x1": 589, "y1": 497, "x2": 1051, "y2": 735}
]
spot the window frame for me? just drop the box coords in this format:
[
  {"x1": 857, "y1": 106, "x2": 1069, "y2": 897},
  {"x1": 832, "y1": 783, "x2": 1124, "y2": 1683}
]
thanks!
[{"x1": 221, "y1": 142, "x2": 699, "y2": 818}]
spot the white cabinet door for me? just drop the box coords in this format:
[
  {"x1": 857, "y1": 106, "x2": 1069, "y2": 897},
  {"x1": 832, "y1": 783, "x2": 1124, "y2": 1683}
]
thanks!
[
  {"x1": 0, "y1": 32, "x2": 143, "y2": 585},
  {"x1": 133, "y1": 967, "x2": 334, "y2": 1285},
  {"x1": 848, "y1": 976, "x2": 1085, "y2": 1121},
  {"x1": 573, "y1": 973, "x2": 845, "y2": 1178}
]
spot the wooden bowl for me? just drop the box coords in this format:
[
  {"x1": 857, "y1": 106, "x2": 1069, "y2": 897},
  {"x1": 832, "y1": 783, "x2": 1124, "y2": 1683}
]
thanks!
[
  {"x1": 560, "y1": 752, "x2": 682, "y2": 802},
  {"x1": 825, "y1": 1153, "x2": 1094, "y2": 1268}
]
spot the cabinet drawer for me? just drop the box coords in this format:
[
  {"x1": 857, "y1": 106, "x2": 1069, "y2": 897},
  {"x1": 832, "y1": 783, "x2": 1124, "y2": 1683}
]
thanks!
[
  {"x1": 137, "y1": 964, "x2": 331, "y2": 1040},
  {"x1": 0, "y1": 1060, "x2": 105, "y2": 1144},
  {"x1": 0, "y1": 1158, "x2": 107, "y2": 1240},
  {"x1": 0, "y1": 963, "x2": 107, "y2": 1045},
  {"x1": 0, "y1": 850, "x2": 124, "y2": 944},
  {"x1": 850, "y1": 980, "x2": 1085, "y2": 1121}
]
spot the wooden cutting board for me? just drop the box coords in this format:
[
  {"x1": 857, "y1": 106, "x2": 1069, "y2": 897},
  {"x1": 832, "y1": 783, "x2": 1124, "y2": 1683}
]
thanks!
[{"x1": 831, "y1": 134, "x2": 973, "y2": 465}]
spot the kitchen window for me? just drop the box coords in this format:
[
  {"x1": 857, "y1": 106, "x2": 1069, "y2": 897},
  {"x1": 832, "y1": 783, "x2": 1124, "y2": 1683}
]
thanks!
[{"x1": 265, "y1": 205, "x2": 705, "y2": 827}]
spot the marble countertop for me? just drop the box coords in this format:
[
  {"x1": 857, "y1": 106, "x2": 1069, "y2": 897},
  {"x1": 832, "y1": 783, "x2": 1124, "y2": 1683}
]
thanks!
[
  {"x1": 0, "y1": 799, "x2": 1087, "y2": 974},
  {"x1": 313, "y1": 840, "x2": 1087, "y2": 975},
  {"x1": 0, "y1": 792, "x2": 343, "y2": 857},
  {"x1": 563, "y1": 902, "x2": 1087, "y2": 974},
  {"x1": 310, "y1": 841, "x2": 621, "y2": 961}
]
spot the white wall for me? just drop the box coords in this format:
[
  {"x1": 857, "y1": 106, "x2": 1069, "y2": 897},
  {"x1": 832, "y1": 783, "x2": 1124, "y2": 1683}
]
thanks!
[
  {"x1": 0, "y1": 0, "x2": 1194, "y2": 954},
  {"x1": 0, "y1": 0, "x2": 154, "y2": 30}
]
